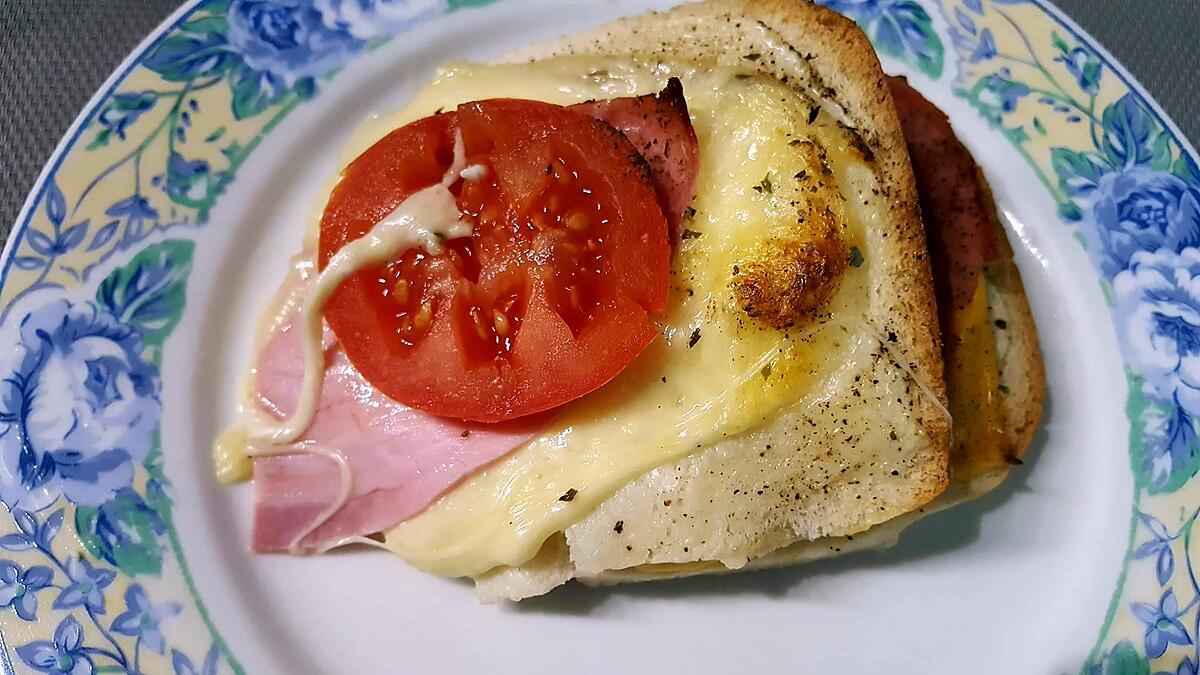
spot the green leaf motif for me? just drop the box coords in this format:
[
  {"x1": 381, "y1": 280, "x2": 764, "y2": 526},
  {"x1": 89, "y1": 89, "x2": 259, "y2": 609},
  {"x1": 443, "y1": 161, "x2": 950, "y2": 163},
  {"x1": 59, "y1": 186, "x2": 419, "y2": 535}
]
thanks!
[
  {"x1": 1050, "y1": 147, "x2": 1109, "y2": 196},
  {"x1": 96, "y1": 239, "x2": 195, "y2": 348},
  {"x1": 1175, "y1": 153, "x2": 1200, "y2": 185},
  {"x1": 1101, "y1": 94, "x2": 1161, "y2": 169},
  {"x1": 1057, "y1": 201, "x2": 1083, "y2": 222},
  {"x1": 143, "y1": 13, "x2": 232, "y2": 82},
  {"x1": 448, "y1": 0, "x2": 496, "y2": 9},
  {"x1": 230, "y1": 65, "x2": 284, "y2": 121},
  {"x1": 1125, "y1": 374, "x2": 1154, "y2": 490},
  {"x1": 87, "y1": 129, "x2": 112, "y2": 151},
  {"x1": 181, "y1": 14, "x2": 229, "y2": 36},
  {"x1": 1051, "y1": 31, "x2": 1070, "y2": 55},
  {"x1": 867, "y1": 2, "x2": 944, "y2": 79},
  {"x1": 144, "y1": 34, "x2": 231, "y2": 83},
  {"x1": 1088, "y1": 641, "x2": 1151, "y2": 675},
  {"x1": 1149, "y1": 133, "x2": 1174, "y2": 172},
  {"x1": 75, "y1": 489, "x2": 166, "y2": 577}
]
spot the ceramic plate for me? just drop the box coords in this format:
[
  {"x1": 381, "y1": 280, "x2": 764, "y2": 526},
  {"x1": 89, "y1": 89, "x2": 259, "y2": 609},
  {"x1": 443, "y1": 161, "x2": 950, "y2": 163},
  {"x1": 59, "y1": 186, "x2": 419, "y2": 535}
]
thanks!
[{"x1": 1, "y1": 1, "x2": 1197, "y2": 672}]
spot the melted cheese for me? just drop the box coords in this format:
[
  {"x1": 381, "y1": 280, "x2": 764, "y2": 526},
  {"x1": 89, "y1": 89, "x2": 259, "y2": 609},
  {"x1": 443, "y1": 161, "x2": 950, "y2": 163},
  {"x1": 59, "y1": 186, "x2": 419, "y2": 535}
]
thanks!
[{"x1": 363, "y1": 58, "x2": 875, "y2": 577}]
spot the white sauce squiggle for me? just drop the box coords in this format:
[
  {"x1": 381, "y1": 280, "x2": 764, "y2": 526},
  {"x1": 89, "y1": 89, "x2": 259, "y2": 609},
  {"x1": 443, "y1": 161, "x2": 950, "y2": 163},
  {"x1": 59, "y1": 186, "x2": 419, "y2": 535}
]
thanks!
[{"x1": 242, "y1": 131, "x2": 475, "y2": 553}]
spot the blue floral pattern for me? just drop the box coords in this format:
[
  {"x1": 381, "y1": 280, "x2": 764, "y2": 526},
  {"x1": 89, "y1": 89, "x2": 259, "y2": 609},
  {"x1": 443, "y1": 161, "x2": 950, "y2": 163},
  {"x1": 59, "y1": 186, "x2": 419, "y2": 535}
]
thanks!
[
  {"x1": 111, "y1": 584, "x2": 182, "y2": 655},
  {"x1": 818, "y1": 0, "x2": 945, "y2": 77},
  {"x1": 16, "y1": 615, "x2": 93, "y2": 675},
  {"x1": 0, "y1": 298, "x2": 161, "y2": 512},
  {"x1": 904, "y1": 0, "x2": 1200, "y2": 672},
  {"x1": 0, "y1": 0, "x2": 1197, "y2": 671},
  {"x1": 0, "y1": 560, "x2": 52, "y2": 621},
  {"x1": 0, "y1": 1, "x2": 487, "y2": 671}
]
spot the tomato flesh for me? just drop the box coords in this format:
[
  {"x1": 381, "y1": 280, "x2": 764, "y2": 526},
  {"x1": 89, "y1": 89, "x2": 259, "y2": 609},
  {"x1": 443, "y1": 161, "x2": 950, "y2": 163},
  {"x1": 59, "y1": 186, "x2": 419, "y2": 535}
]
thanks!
[{"x1": 318, "y1": 99, "x2": 671, "y2": 422}]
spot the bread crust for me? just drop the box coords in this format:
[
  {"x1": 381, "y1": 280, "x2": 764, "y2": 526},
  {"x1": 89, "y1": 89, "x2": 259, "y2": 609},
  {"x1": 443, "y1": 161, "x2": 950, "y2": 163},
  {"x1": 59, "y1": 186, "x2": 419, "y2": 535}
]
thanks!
[{"x1": 979, "y1": 168, "x2": 1045, "y2": 462}]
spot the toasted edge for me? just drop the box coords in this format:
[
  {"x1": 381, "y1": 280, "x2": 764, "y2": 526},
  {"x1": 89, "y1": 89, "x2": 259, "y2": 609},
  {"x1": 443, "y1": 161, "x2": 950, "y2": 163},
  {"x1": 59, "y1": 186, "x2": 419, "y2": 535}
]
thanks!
[{"x1": 980, "y1": 167, "x2": 1046, "y2": 464}]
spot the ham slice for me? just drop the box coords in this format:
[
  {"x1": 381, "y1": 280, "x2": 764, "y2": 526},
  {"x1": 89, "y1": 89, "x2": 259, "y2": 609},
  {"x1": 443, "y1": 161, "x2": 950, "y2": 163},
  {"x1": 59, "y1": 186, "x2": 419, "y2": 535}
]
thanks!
[
  {"x1": 572, "y1": 78, "x2": 700, "y2": 231},
  {"x1": 249, "y1": 87, "x2": 700, "y2": 552},
  {"x1": 250, "y1": 266, "x2": 548, "y2": 552}
]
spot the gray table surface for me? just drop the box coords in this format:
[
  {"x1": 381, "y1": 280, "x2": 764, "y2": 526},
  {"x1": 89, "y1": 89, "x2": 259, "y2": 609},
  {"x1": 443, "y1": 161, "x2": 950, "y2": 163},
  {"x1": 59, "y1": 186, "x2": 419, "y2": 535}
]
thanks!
[{"x1": 1, "y1": 0, "x2": 1197, "y2": 244}]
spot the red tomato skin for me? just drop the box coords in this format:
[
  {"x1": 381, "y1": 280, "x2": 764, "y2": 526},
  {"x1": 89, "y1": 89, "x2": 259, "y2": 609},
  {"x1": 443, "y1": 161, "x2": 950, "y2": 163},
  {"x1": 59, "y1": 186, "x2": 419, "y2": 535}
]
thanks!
[{"x1": 318, "y1": 100, "x2": 671, "y2": 422}]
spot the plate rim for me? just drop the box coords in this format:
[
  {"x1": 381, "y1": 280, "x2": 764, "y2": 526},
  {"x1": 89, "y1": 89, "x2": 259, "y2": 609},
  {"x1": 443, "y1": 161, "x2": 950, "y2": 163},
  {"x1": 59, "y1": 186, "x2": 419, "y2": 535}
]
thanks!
[{"x1": 0, "y1": 1, "x2": 1197, "y2": 673}]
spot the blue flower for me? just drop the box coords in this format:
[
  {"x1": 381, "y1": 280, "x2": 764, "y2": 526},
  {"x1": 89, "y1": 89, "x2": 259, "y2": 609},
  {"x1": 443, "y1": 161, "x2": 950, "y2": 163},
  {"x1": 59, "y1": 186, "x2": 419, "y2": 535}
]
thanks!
[
  {"x1": 105, "y1": 196, "x2": 160, "y2": 244},
  {"x1": 53, "y1": 556, "x2": 115, "y2": 614},
  {"x1": 976, "y1": 69, "x2": 1030, "y2": 113},
  {"x1": 1094, "y1": 168, "x2": 1200, "y2": 277},
  {"x1": 227, "y1": 0, "x2": 364, "y2": 89},
  {"x1": 164, "y1": 154, "x2": 215, "y2": 206},
  {"x1": 0, "y1": 560, "x2": 53, "y2": 620},
  {"x1": 172, "y1": 645, "x2": 220, "y2": 675},
  {"x1": 1160, "y1": 656, "x2": 1199, "y2": 675},
  {"x1": 969, "y1": 28, "x2": 996, "y2": 63},
  {"x1": 1055, "y1": 46, "x2": 1101, "y2": 95},
  {"x1": 314, "y1": 0, "x2": 444, "y2": 39},
  {"x1": 0, "y1": 295, "x2": 161, "y2": 510},
  {"x1": 97, "y1": 92, "x2": 157, "y2": 141},
  {"x1": 1132, "y1": 511, "x2": 1176, "y2": 583},
  {"x1": 16, "y1": 614, "x2": 93, "y2": 675},
  {"x1": 111, "y1": 584, "x2": 181, "y2": 654},
  {"x1": 1115, "y1": 248, "x2": 1200, "y2": 416},
  {"x1": 1132, "y1": 589, "x2": 1192, "y2": 658}
]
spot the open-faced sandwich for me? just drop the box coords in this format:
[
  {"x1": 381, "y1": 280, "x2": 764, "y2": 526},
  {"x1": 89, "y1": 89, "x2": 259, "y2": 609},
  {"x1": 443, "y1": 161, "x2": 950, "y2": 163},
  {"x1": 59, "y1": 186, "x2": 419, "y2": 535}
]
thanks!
[{"x1": 215, "y1": 0, "x2": 1045, "y2": 600}]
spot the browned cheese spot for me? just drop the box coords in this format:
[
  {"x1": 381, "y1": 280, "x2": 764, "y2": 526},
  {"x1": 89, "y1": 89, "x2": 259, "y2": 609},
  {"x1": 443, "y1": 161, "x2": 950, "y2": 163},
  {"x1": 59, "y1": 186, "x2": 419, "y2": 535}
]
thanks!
[{"x1": 731, "y1": 183, "x2": 847, "y2": 331}]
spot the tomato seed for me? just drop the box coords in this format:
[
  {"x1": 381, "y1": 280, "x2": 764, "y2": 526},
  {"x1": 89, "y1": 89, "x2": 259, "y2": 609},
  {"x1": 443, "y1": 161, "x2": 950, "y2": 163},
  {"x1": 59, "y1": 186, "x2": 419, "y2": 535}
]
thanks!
[
  {"x1": 493, "y1": 310, "x2": 510, "y2": 337},
  {"x1": 565, "y1": 211, "x2": 589, "y2": 232},
  {"x1": 471, "y1": 308, "x2": 490, "y2": 340},
  {"x1": 414, "y1": 302, "x2": 432, "y2": 331},
  {"x1": 394, "y1": 278, "x2": 410, "y2": 305}
]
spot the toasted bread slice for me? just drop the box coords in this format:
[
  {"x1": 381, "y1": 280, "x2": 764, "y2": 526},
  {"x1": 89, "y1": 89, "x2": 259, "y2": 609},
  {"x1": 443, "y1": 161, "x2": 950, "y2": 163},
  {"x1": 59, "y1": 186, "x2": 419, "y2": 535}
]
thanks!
[
  {"x1": 569, "y1": 194, "x2": 1047, "y2": 589},
  {"x1": 472, "y1": 0, "x2": 952, "y2": 600},
  {"x1": 471, "y1": 63, "x2": 1046, "y2": 599}
]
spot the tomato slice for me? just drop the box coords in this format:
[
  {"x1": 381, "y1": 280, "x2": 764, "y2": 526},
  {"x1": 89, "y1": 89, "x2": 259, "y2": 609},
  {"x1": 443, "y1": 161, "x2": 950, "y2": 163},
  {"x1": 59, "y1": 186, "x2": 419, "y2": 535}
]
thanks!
[{"x1": 318, "y1": 99, "x2": 671, "y2": 422}]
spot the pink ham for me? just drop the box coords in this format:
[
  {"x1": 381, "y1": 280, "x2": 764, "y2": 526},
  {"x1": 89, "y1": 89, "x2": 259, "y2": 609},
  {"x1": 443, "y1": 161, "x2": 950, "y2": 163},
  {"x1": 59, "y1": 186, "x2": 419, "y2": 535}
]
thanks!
[
  {"x1": 250, "y1": 267, "x2": 547, "y2": 552},
  {"x1": 572, "y1": 78, "x2": 700, "y2": 232}
]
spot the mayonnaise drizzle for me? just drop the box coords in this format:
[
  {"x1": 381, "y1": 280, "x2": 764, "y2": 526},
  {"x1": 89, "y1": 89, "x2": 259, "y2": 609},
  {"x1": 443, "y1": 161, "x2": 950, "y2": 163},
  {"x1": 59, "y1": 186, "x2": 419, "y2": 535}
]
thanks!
[{"x1": 240, "y1": 131, "x2": 475, "y2": 553}]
